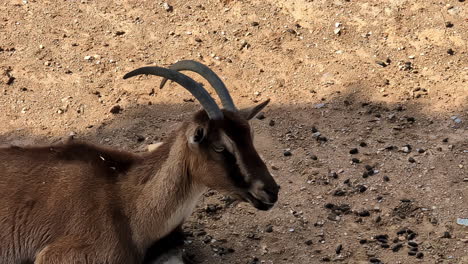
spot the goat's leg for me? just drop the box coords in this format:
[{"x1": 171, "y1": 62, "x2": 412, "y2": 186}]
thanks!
[{"x1": 34, "y1": 238, "x2": 136, "y2": 264}]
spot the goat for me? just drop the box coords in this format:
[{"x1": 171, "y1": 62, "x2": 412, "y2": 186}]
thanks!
[{"x1": 0, "y1": 60, "x2": 280, "y2": 264}]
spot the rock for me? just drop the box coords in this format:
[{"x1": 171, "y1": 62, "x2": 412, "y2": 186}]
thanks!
[
  {"x1": 335, "y1": 244, "x2": 342, "y2": 254},
  {"x1": 84, "y1": 55, "x2": 93, "y2": 61},
  {"x1": 442, "y1": 231, "x2": 451, "y2": 238},
  {"x1": 162, "y1": 2, "x2": 173, "y2": 12},
  {"x1": 392, "y1": 243, "x2": 403, "y2": 252},
  {"x1": 401, "y1": 145, "x2": 411, "y2": 153},
  {"x1": 358, "y1": 210, "x2": 370, "y2": 217},
  {"x1": 349, "y1": 148, "x2": 359, "y2": 154},
  {"x1": 256, "y1": 112, "x2": 265, "y2": 120},
  {"x1": 314, "y1": 103, "x2": 326, "y2": 109},
  {"x1": 312, "y1": 132, "x2": 321, "y2": 138},
  {"x1": 457, "y1": 218, "x2": 468, "y2": 226},
  {"x1": 109, "y1": 105, "x2": 122, "y2": 114},
  {"x1": 451, "y1": 116, "x2": 462, "y2": 124},
  {"x1": 376, "y1": 61, "x2": 388, "y2": 67},
  {"x1": 357, "y1": 185, "x2": 367, "y2": 193},
  {"x1": 408, "y1": 241, "x2": 418, "y2": 247},
  {"x1": 333, "y1": 189, "x2": 346, "y2": 196}
]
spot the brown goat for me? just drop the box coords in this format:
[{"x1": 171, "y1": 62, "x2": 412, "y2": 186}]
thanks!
[{"x1": 0, "y1": 61, "x2": 279, "y2": 264}]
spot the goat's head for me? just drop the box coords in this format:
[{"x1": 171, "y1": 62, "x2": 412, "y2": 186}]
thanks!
[{"x1": 124, "y1": 60, "x2": 279, "y2": 210}]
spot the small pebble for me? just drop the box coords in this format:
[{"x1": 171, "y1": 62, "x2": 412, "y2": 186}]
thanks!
[
  {"x1": 312, "y1": 132, "x2": 321, "y2": 138},
  {"x1": 264, "y1": 225, "x2": 273, "y2": 233},
  {"x1": 408, "y1": 241, "x2": 418, "y2": 247},
  {"x1": 357, "y1": 185, "x2": 367, "y2": 193},
  {"x1": 416, "y1": 252, "x2": 424, "y2": 259},
  {"x1": 351, "y1": 158, "x2": 360, "y2": 164},
  {"x1": 335, "y1": 244, "x2": 342, "y2": 254},
  {"x1": 310, "y1": 154, "x2": 318, "y2": 160},
  {"x1": 283, "y1": 150, "x2": 292, "y2": 156},
  {"x1": 256, "y1": 113, "x2": 265, "y2": 120},
  {"x1": 109, "y1": 105, "x2": 122, "y2": 114},
  {"x1": 349, "y1": 148, "x2": 359, "y2": 154},
  {"x1": 447, "y1": 48, "x2": 455, "y2": 55},
  {"x1": 408, "y1": 251, "x2": 416, "y2": 256},
  {"x1": 392, "y1": 243, "x2": 403, "y2": 252},
  {"x1": 383, "y1": 176, "x2": 390, "y2": 182},
  {"x1": 445, "y1": 21, "x2": 454, "y2": 28},
  {"x1": 162, "y1": 2, "x2": 173, "y2": 11},
  {"x1": 358, "y1": 210, "x2": 370, "y2": 217},
  {"x1": 408, "y1": 157, "x2": 416, "y2": 163},
  {"x1": 396, "y1": 229, "x2": 407, "y2": 235}
]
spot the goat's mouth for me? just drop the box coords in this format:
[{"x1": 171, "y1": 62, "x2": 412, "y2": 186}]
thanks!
[{"x1": 243, "y1": 192, "x2": 275, "y2": 211}]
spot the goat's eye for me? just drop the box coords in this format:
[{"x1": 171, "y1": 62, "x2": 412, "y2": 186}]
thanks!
[{"x1": 212, "y1": 144, "x2": 225, "y2": 153}]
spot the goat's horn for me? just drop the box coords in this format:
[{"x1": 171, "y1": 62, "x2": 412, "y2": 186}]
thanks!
[
  {"x1": 160, "y1": 60, "x2": 237, "y2": 112},
  {"x1": 123, "y1": 67, "x2": 224, "y2": 120}
]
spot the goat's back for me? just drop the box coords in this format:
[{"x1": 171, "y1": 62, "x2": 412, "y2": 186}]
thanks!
[{"x1": 0, "y1": 143, "x2": 140, "y2": 263}]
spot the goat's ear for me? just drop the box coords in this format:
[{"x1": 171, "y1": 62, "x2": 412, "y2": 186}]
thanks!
[
  {"x1": 187, "y1": 126, "x2": 206, "y2": 147},
  {"x1": 239, "y1": 99, "x2": 270, "y2": 120}
]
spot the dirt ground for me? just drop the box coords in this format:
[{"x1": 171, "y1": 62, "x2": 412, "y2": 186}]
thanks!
[{"x1": 1, "y1": 0, "x2": 467, "y2": 263}]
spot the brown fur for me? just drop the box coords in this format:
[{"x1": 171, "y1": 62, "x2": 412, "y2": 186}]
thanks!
[{"x1": 0, "y1": 106, "x2": 278, "y2": 264}]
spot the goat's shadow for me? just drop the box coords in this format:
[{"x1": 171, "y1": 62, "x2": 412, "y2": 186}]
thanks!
[{"x1": 1, "y1": 85, "x2": 467, "y2": 264}]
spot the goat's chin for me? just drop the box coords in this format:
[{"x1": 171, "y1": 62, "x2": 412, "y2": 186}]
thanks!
[{"x1": 241, "y1": 192, "x2": 275, "y2": 211}]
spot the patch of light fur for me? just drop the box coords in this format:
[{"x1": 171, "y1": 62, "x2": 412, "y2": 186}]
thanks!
[{"x1": 149, "y1": 252, "x2": 185, "y2": 264}]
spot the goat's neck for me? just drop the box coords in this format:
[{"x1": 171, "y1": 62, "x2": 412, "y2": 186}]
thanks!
[{"x1": 121, "y1": 134, "x2": 206, "y2": 253}]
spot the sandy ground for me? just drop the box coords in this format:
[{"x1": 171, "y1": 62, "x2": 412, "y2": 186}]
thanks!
[{"x1": 1, "y1": 0, "x2": 467, "y2": 263}]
